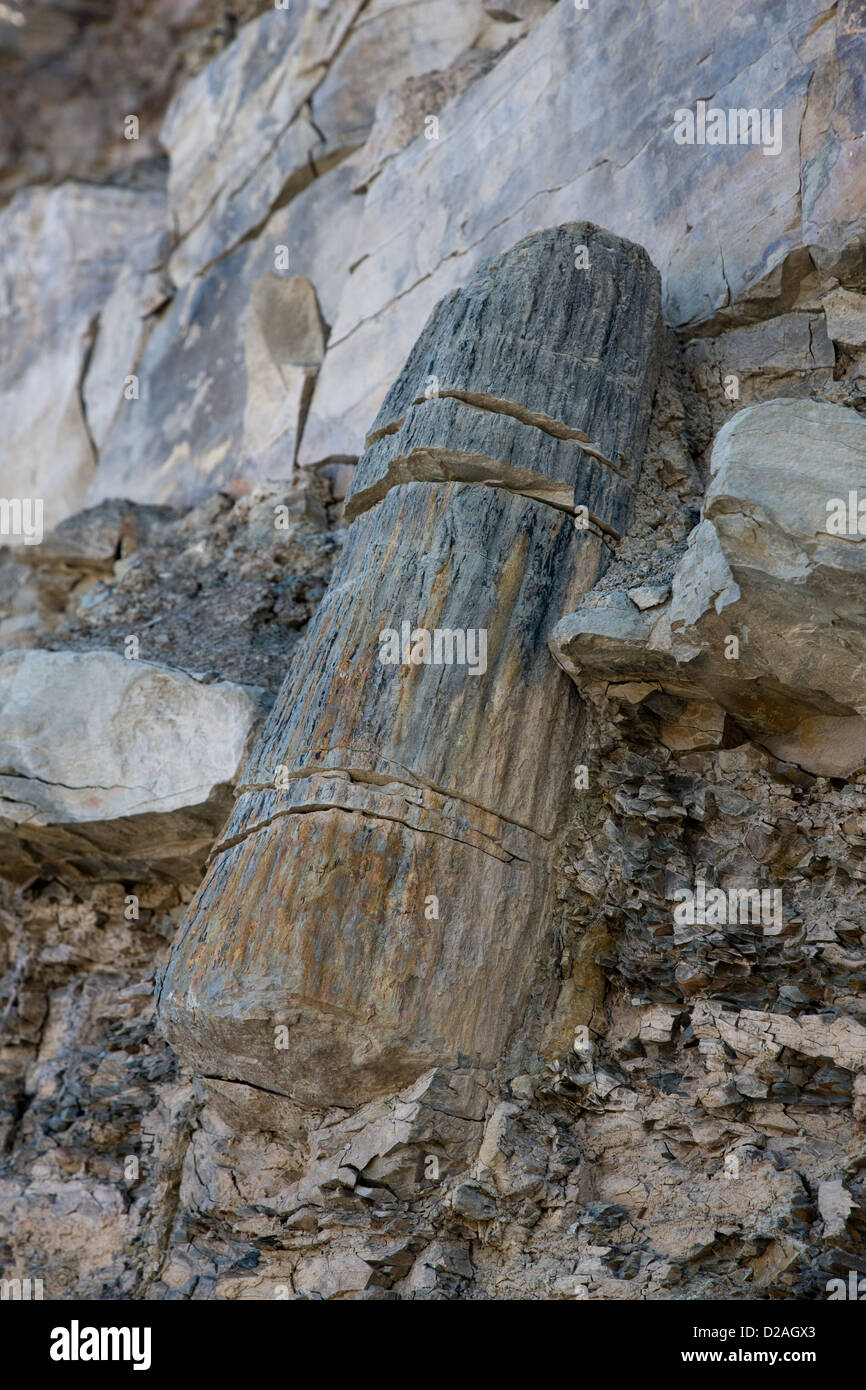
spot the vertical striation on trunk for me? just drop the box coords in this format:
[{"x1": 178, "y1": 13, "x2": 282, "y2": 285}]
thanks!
[{"x1": 157, "y1": 224, "x2": 663, "y2": 1110}]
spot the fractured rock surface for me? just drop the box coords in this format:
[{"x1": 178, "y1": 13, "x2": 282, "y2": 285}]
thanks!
[
  {"x1": 552, "y1": 398, "x2": 866, "y2": 778},
  {"x1": 161, "y1": 0, "x2": 523, "y2": 287},
  {"x1": 0, "y1": 183, "x2": 169, "y2": 532},
  {"x1": 3, "y1": 0, "x2": 866, "y2": 1305},
  {"x1": 298, "y1": 0, "x2": 866, "y2": 465},
  {"x1": 88, "y1": 162, "x2": 364, "y2": 509}
]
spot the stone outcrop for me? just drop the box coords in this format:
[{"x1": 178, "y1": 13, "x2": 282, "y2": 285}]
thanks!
[
  {"x1": 11, "y1": 0, "x2": 862, "y2": 524},
  {"x1": 0, "y1": 649, "x2": 262, "y2": 883},
  {"x1": 2, "y1": 0, "x2": 866, "y2": 1306},
  {"x1": 0, "y1": 482, "x2": 335, "y2": 680},
  {"x1": 87, "y1": 167, "x2": 361, "y2": 507},
  {"x1": 0, "y1": 183, "x2": 168, "y2": 531},
  {"x1": 297, "y1": 0, "x2": 866, "y2": 468},
  {"x1": 0, "y1": 480, "x2": 336, "y2": 889},
  {"x1": 161, "y1": 0, "x2": 526, "y2": 288},
  {"x1": 158, "y1": 224, "x2": 663, "y2": 1110},
  {"x1": 551, "y1": 398, "x2": 866, "y2": 778}
]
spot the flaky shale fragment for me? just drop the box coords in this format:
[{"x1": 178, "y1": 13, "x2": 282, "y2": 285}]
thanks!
[{"x1": 157, "y1": 224, "x2": 662, "y2": 1110}]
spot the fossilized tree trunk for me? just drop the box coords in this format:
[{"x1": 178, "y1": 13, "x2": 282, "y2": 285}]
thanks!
[{"x1": 158, "y1": 224, "x2": 662, "y2": 1109}]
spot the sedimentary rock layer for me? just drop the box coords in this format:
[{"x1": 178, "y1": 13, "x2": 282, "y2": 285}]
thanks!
[
  {"x1": 158, "y1": 224, "x2": 662, "y2": 1109},
  {"x1": 552, "y1": 397, "x2": 866, "y2": 777}
]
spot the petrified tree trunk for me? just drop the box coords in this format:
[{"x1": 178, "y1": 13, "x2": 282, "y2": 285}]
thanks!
[{"x1": 158, "y1": 224, "x2": 662, "y2": 1109}]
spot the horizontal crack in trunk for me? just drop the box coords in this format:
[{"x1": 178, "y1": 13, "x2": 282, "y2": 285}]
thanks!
[
  {"x1": 344, "y1": 451, "x2": 621, "y2": 542},
  {"x1": 351, "y1": 394, "x2": 624, "y2": 539},
  {"x1": 210, "y1": 800, "x2": 532, "y2": 865},
  {"x1": 239, "y1": 755, "x2": 553, "y2": 841},
  {"x1": 344, "y1": 446, "x2": 575, "y2": 522},
  {"x1": 365, "y1": 390, "x2": 628, "y2": 478}
]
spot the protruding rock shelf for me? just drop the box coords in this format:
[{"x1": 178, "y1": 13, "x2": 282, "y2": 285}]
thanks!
[
  {"x1": 0, "y1": 650, "x2": 262, "y2": 883},
  {"x1": 158, "y1": 224, "x2": 662, "y2": 1110},
  {"x1": 551, "y1": 398, "x2": 866, "y2": 778}
]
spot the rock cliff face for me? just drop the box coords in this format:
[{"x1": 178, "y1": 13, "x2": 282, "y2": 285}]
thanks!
[{"x1": 2, "y1": 0, "x2": 866, "y2": 1301}]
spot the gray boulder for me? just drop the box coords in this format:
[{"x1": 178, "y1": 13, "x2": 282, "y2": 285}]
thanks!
[{"x1": 0, "y1": 650, "x2": 262, "y2": 882}]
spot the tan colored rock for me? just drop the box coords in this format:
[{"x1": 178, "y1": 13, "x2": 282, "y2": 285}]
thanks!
[
  {"x1": 639, "y1": 1006, "x2": 680, "y2": 1044},
  {"x1": 540, "y1": 923, "x2": 610, "y2": 1060},
  {"x1": 550, "y1": 593, "x2": 700, "y2": 697},
  {"x1": 692, "y1": 1000, "x2": 866, "y2": 1072},
  {"x1": 659, "y1": 698, "x2": 727, "y2": 752},
  {"x1": 823, "y1": 287, "x2": 866, "y2": 347},
  {"x1": 606, "y1": 680, "x2": 659, "y2": 705},
  {"x1": 761, "y1": 715, "x2": 866, "y2": 779},
  {"x1": 683, "y1": 312, "x2": 835, "y2": 398},
  {"x1": 238, "y1": 276, "x2": 325, "y2": 470}
]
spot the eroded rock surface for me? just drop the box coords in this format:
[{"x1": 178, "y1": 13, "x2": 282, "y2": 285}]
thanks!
[
  {"x1": 2, "y1": 0, "x2": 866, "y2": 1305},
  {"x1": 298, "y1": 0, "x2": 866, "y2": 466},
  {"x1": 0, "y1": 184, "x2": 169, "y2": 530},
  {"x1": 552, "y1": 398, "x2": 866, "y2": 778}
]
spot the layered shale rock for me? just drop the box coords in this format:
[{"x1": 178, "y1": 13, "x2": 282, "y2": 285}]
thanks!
[
  {"x1": 158, "y1": 224, "x2": 663, "y2": 1110},
  {"x1": 0, "y1": 482, "x2": 335, "y2": 685}
]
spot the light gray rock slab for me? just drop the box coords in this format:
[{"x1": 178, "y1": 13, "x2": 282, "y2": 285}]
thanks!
[
  {"x1": 0, "y1": 650, "x2": 261, "y2": 881},
  {"x1": 0, "y1": 184, "x2": 167, "y2": 532},
  {"x1": 89, "y1": 161, "x2": 365, "y2": 507},
  {"x1": 628, "y1": 585, "x2": 671, "y2": 611},
  {"x1": 309, "y1": 0, "x2": 492, "y2": 154},
  {"x1": 164, "y1": 0, "x2": 503, "y2": 286},
  {"x1": 684, "y1": 312, "x2": 835, "y2": 382},
  {"x1": 822, "y1": 287, "x2": 866, "y2": 348},
  {"x1": 299, "y1": 0, "x2": 863, "y2": 465},
  {"x1": 678, "y1": 400, "x2": 866, "y2": 721},
  {"x1": 556, "y1": 398, "x2": 866, "y2": 777},
  {"x1": 162, "y1": 2, "x2": 351, "y2": 286}
]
